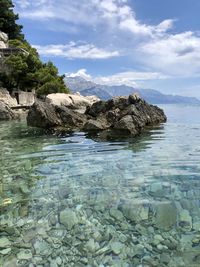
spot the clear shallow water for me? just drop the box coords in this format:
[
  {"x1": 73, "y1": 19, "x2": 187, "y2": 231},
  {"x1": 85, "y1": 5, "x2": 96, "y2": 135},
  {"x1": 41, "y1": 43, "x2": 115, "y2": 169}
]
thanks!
[{"x1": 0, "y1": 105, "x2": 200, "y2": 267}]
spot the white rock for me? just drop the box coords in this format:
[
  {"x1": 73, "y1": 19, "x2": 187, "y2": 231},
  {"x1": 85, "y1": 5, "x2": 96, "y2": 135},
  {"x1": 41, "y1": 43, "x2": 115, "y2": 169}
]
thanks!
[
  {"x1": 0, "y1": 237, "x2": 11, "y2": 248},
  {"x1": 0, "y1": 31, "x2": 8, "y2": 48},
  {"x1": 0, "y1": 89, "x2": 18, "y2": 107},
  {"x1": 46, "y1": 93, "x2": 99, "y2": 112},
  {"x1": 17, "y1": 249, "x2": 32, "y2": 260}
]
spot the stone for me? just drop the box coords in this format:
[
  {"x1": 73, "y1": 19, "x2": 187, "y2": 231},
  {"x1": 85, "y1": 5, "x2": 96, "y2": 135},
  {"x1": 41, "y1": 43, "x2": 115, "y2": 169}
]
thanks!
[
  {"x1": 17, "y1": 249, "x2": 32, "y2": 260},
  {"x1": 109, "y1": 208, "x2": 124, "y2": 221},
  {"x1": 27, "y1": 94, "x2": 167, "y2": 137},
  {"x1": 0, "y1": 248, "x2": 11, "y2": 255},
  {"x1": 149, "y1": 182, "x2": 164, "y2": 197},
  {"x1": 0, "y1": 31, "x2": 8, "y2": 48},
  {"x1": 110, "y1": 241, "x2": 124, "y2": 254},
  {"x1": 0, "y1": 88, "x2": 18, "y2": 107},
  {"x1": 85, "y1": 239, "x2": 98, "y2": 252},
  {"x1": 193, "y1": 221, "x2": 200, "y2": 232},
  {"x1": 179, "y1": 209, "x2": 192, "y2": 231},
  {"x1": 120, "y1": 200, "x2": 149, "y2": 222},
  {"x1": 27, "y1": 99, "x2": 61, "y2": 128},
  {"x1": 0, "y1": 237, "x2": 11, "y2": 248},
  {"x1": 46, "y1": 93, "x2": 99, "y2": 112},
  {"x1": 0, "y1": 100, "x2": 16, "y2": 120},
  {"x1": 85, "y1": 100, "x2": 107, "y2": 117},
  {"x1": 114, "y1": 115, "x2": 138, "y2": 135},
  {"x1": 60, "y1": 209, "x2": 78, "y2": 230},
  {"x1": 154, "y1": 202, "x2": 177, "y2": 230},
  {"x1": 34, "y1": 239, "x2": 52, "y2": 256},
  {"x1": 83, "y1": 118, "x2": 110, "y2": 131},
  {"x1": 160, "y1": 253, "x2": 171, "y2": 264},
  {"x1": 55, "y1": 105, "x2": 87, "y2": 128},
  {"x1": 154, "y1": 234, "x2": 164, "y2": 244}
]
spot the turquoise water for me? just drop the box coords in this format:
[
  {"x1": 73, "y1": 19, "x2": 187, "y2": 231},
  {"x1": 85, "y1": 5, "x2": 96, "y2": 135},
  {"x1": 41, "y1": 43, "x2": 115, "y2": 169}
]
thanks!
[{"x1": 0, "y1": 105, "x2": 200, "y2": 267}]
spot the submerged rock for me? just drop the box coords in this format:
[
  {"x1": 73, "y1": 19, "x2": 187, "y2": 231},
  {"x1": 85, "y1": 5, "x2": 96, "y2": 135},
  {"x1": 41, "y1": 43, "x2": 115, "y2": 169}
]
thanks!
[
  {"x1": 154, "y1": 202, "x2": 177, "y2": 230},
  {"x1": 27, "y1": 93, "x2": 167, "y2": 136},
  {"x1": 59, "y1": 209, "x2": 78, "y2": 230},
  {"x1": 0, "y1": 237, "x2": 11, "y2": 248},
  {"x1": 17, "y1": 249, "x2": 32, "y2": 260},
  {"x1": 179, "y1": 209, "x2": 192, "y2": 231}
]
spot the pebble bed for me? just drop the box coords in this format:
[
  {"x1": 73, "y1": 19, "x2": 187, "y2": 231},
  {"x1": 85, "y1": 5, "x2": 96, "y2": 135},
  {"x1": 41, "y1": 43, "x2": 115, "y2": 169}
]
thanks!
[{"x1": 1, "y1": 105, "x2": 200, "y2": 267}]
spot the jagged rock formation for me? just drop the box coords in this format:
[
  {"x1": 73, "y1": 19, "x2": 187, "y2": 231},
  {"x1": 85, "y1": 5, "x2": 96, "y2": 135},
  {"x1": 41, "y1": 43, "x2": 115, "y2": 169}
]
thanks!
[
  {"x1": 0, "y1": 31, "x2": 8, "y2": 49},
  {"x1": 0, "y1": 89, "x2": 17, "y2": 120},
  {"x1": 0, "y1": 100, "x2": 16, "y2": 120},
  {"x1": 27, "y1": 93, "x2": 167, "y2": 136},
  {"x1": 0, "y1": 88, "x2": 18, "y2": 107}
]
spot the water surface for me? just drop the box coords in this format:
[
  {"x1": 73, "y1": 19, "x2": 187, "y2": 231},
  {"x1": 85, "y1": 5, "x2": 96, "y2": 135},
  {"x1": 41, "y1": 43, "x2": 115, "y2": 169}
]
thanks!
[{"x1": 0, "y1": 105, "x2": 200, "y2": 267}]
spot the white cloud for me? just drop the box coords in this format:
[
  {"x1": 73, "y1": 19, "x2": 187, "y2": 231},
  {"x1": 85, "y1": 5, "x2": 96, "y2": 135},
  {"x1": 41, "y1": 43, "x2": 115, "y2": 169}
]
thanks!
[
  {"x1": 34, "y1": 42, "x2": 120, "y2": 59},
  {"x1": 14, "y1": 0, "x2": 200, "y2": 78},
  {"x1": 138, "y1": 31, "x2": 200, "y2": 77},
  {"x1": 66, "y1": 69, "x2": 92, "y2": 80},
  {"x1": 14, "y1": 0, "x2": 172, "y2": 36},
  {"x1": 65, "y1": 69, "x2": 167, "y2": 87}
]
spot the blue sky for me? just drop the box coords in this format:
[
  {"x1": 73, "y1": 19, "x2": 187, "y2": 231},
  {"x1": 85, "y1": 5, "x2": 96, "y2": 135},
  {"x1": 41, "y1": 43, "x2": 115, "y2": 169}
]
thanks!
[{"x1": 13, "y1": 0, "x2": 200, "y2": 98}]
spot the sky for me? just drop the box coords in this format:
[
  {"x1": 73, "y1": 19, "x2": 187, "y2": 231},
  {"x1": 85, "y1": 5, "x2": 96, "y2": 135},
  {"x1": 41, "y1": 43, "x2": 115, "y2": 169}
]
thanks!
[{"x1": 13, "y1": 0, "x2": 200, "y2": 98}]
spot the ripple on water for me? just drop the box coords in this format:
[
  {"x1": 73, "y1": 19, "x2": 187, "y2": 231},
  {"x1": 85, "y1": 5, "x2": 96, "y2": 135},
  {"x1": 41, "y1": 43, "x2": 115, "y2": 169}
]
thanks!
[{"x1": 1, "y1": 105, "x2": 200, "y2": 267}]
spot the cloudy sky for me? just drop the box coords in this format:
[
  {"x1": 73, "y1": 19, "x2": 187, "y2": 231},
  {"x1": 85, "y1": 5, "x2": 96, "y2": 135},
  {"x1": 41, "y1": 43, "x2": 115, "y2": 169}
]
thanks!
[{"x1": 14, "y1": 0, "x2": 200, "y2": 98}]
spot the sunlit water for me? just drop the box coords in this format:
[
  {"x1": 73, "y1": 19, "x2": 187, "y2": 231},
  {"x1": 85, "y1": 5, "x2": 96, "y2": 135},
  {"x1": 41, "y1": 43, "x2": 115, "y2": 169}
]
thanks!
[{"x1": 0, "y1": 105, "x2": 200, "y2": 267}]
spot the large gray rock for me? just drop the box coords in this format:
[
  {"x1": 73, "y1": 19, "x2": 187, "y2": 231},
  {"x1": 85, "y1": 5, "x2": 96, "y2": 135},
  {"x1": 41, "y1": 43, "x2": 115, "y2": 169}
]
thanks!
[
  {"x1": 27, "y1": 100, "x2": 61, "y2": 128},
  {"x1": 0, "y1": 100, "x2": 16, "y2": 120},
  {"x1": 27, "y1": 94, "x2": 167, "y2": 136},
  {"x1": 27, "y1": 99, "x2": 87, "y2": 130}
]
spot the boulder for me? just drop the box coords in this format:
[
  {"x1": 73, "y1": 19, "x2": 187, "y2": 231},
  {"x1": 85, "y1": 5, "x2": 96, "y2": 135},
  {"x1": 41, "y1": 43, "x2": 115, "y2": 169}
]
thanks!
[
  {"x1": 27, "y1": 99, "x2": 87, "y2": 130},
  {"x1": 55, "y1": 105, "x2": 87, "y2": 129},
  {"x1": 27, "y1": 93, "x2": 167, "y2": 136},
  {"x1": 27, "y1": 99, "x2": 61, "y2": 128},
  {"x1": 0, "y1": 100, "x2": 16, "y2": 120},
  {"x1": 46, "y1": 93, "x2": 99, "y2": 113},
  {"x1": 0, "y1": 31, "x2": 8, "y2": 48},
  {"x1": 0, "y1": 88, "x2": 18, "y2": 107},
  {"x1": 154, "y1": 202, "x2": 177, "y2": 230}
]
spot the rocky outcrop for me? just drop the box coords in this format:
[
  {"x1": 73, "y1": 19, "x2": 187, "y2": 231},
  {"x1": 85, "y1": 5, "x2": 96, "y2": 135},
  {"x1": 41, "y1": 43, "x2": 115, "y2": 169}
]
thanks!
[
  {"x1": 27, "y1": 100, "x2": 87, "y2": 130},
  {"x1": 0, "y1": 88, "x2": 18, "y2": 120},
  {"x1": 27, "y1": 93, "x2": 167, "y2": 136},
  {"x1": 0, "y1": 31, "x2": 8, "y2": 49},
  {"x1": 46, "y1": 93, "x2": 99, "y2": 113},
  {"x1": 0, "y1": 100, "x2": 16, "y2": 120},
  {"x1": 0, "y1": 88, "x2": 18, "y2": 107}
]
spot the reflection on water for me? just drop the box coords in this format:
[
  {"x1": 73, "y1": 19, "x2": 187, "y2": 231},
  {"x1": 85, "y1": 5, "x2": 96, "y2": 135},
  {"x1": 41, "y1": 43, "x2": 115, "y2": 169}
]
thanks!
[{"x1": 0, "y1": 105, "x2": 200, "y2": 267}]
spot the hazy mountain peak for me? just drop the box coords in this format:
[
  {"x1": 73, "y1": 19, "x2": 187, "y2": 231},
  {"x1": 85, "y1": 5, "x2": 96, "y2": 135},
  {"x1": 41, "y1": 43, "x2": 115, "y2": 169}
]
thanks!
[{"x1": 65, "y1": 76, "x2": 200, "y2": 105}]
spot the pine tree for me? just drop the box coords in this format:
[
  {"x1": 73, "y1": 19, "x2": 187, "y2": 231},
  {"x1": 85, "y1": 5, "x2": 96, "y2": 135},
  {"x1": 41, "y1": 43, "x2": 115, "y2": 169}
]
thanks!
[
  {"x1": 0, "y1": 0, "x2": 24, "y2": 40},
  {"x1": 0, "y1": 0, "x2": 70, "y2": 95}
]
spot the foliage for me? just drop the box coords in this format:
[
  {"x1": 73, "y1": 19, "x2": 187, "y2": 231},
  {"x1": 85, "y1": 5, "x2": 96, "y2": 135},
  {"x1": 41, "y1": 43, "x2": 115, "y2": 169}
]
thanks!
[
  {"x1": 0, "y1": 0, "x2": 24, "y2": 40},
  {"x1": 0, "y1": 0, "x2": 70, "y2": 95},
  {"x1": 35, "y1": 62, "x2": 69, "y2": 95}
]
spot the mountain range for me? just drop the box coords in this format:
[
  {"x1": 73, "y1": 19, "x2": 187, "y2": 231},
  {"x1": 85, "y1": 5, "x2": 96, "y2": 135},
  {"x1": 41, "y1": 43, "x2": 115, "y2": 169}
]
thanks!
[{"x1": 65, "y1": 76, "x2": 200, "y2": 105}]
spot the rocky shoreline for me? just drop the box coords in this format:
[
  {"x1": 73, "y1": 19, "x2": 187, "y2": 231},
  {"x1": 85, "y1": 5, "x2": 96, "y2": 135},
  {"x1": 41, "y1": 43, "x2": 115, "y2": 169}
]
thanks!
[{"x1": 27, "y1": 93, "x2": 167, "y2": 136}]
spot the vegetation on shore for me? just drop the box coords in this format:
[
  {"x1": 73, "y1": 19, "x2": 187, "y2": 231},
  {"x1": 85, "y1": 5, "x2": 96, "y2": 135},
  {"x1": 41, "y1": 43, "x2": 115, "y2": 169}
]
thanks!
[{"x1": 0, "y1": 0, "x2": 69, "y2": 95}]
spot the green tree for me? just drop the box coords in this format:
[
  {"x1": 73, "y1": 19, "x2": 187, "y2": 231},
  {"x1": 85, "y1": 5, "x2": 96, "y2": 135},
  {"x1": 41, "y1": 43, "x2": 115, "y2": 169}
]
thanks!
[
  {"x1": 0, "y1": 0, "x2": 70, "y2": 95},
  {"x1": 35, "y1": 62, "x2": 69, "y2": 95},
  {"x1": 0, "y1": 0, "x2": 24, "y2": 40}
]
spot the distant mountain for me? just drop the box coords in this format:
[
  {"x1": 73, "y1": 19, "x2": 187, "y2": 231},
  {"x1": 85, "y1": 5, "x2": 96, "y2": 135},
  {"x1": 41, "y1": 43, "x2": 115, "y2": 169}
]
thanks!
[
  {"x1": 65, "y1": 76, "x2": 200, "y2": 105},
  {"x1": 65, "y1": 76, "x2": 96, "y2": 92}
]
